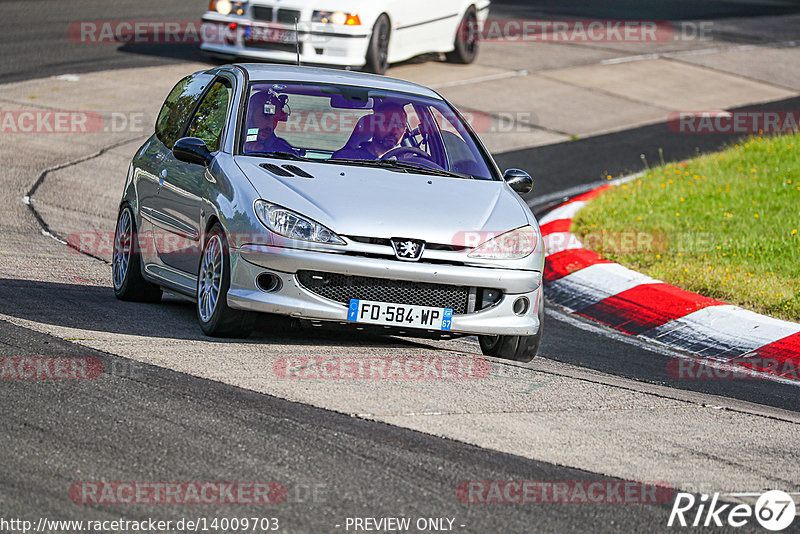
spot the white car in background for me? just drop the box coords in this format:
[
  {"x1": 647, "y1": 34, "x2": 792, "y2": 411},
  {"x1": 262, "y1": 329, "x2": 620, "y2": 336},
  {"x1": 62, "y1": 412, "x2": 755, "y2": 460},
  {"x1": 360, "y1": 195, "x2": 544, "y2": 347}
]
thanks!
[{"x1": 201, "y1": 0, "x2": 490, "y2": 74}]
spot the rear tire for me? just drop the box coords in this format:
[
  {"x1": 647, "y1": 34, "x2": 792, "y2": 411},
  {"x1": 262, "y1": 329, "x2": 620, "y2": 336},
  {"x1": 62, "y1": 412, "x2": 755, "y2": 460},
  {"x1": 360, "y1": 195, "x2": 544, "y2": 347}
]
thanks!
[
  {"x1": 478, "y1": 289, "x2": 544, "y2": 363},
  {"x1": 446, "y1": 7, "x2": 479, "y2": 64},
  {"x1": 112, "y1": 205, "x2": 162, "y2": 303},
  {"x1": 196, "y1": 224, "x2": 254, "y2": 338},
  {"x1": 364, "y1": 14, "x2": 391, "y2": 75}
]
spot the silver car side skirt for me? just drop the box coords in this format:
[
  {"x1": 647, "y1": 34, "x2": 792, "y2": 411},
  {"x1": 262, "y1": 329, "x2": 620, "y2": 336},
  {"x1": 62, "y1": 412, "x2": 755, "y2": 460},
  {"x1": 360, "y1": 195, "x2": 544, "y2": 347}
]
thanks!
[{"x1": 144, "y1": 263, "x2": 197, "y2": 298}]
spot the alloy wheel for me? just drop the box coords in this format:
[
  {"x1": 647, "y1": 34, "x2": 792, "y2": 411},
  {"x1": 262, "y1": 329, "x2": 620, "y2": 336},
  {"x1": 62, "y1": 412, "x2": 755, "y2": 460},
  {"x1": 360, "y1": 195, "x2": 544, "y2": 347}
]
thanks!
[
  {"x1": 112, "y1": 209, "x2": 132, "y2": 290},
  {"x1": 198, "y1": 235, "x2": 223, "y2": 323}
]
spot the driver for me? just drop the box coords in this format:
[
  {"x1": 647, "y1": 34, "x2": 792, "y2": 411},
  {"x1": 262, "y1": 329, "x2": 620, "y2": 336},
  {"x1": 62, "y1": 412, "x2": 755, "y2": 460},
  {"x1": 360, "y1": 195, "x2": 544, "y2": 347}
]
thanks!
[
  {"x1": 244, "y1": 89, "x2": 301, "y2": 155},
  {"x1": 333, "y1": 102, "x2": 407, "y2": 160}
]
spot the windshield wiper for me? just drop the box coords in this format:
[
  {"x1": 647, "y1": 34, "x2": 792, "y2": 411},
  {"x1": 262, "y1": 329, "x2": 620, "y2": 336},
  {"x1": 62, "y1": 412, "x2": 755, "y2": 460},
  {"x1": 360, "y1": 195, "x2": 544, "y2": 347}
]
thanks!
[
  {"x1": 326, "y1": 158, "x2": 472, "y2": 179},
  {"x1": 379, "y1": 160, "x2": 473, "y2": 180},
  {"x1": 325, "y1": 158, "x2": 411, "y2": 173},
  {"x1": 245, "y1": 151, "x2": 310, "y2": 161}
]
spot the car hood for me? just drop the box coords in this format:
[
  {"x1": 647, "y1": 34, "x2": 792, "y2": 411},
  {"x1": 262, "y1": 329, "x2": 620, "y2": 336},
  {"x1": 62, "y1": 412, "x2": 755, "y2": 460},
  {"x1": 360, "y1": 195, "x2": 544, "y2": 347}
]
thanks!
[{"x1": 236, "y1": 157, "x2": 532, "y2": 245}]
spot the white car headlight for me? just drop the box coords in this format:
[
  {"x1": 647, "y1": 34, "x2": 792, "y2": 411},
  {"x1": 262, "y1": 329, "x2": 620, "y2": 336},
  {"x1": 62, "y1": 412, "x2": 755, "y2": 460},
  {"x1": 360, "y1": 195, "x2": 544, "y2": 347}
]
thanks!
[
  {"x1": 312, "y1": 11, "x2": 361, "y2": 25},
  {"x1": 210, "y1": 0, "x2": 247, "y2": 16},
  {"x1": 467, "y1": 225, "x2": 538, "y2": 260},
  {"x1": 254, "y1": 201, "x2": 346, "y2": 245}
]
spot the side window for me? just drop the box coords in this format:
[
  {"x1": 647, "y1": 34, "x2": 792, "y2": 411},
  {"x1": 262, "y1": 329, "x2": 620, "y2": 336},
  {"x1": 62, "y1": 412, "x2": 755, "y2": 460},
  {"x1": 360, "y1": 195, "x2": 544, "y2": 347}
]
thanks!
[
  {"x1": 155, "y1": 73, "x2": 214, "y2": 150},
  {"x1": 185, "y1": 79, "x2": 233, "y2": 152}
]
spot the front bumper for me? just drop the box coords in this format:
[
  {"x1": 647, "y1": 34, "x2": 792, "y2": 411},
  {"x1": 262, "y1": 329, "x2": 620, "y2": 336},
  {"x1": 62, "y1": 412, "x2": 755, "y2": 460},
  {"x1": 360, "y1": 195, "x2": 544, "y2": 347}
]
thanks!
[
  {"x1": 227, "y1": 245, "x2": 543, "y2": 337},
  {"x1": 200, "y1": 18, "x2": 371, "y2": 67}
]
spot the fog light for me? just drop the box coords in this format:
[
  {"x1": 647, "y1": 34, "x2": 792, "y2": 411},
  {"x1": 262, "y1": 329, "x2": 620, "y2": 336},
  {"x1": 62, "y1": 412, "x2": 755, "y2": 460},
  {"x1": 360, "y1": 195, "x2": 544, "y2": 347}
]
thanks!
[
  {"x1": 513, "y1": 297, "x2": 529, "y2": 316},
  {"x1": 479, "y1": 288, "x2": 502, "y2": 310},
  {"x1": 256, "y1": 273, "x2": 281, "y2": 293}
]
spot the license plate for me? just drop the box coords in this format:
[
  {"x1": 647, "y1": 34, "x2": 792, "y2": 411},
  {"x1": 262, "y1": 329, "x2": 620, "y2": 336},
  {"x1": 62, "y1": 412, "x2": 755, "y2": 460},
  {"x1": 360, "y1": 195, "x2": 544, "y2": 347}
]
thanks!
[
  {"x1": 244, "y1": 25, "x2": 297, "y2": 44},
  {"x1": 348, "y1": 300, "x2": 453, "y2": 331}
]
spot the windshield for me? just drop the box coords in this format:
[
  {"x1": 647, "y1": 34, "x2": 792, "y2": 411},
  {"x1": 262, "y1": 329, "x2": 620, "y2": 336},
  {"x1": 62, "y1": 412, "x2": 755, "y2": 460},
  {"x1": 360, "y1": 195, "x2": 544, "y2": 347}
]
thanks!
[{"x1": 239, "y1": 82, "x2": 498, "y2": 180}]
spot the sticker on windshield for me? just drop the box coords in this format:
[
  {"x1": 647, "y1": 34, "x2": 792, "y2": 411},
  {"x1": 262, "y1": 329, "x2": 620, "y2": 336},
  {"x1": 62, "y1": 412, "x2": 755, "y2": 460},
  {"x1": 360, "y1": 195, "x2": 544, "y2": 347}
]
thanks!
[
  {"x1": 246, "y1": 135, "x2": 258, "y2": 143},
  {"x1": 248, "y1": 128, "x2": 259, "y2": 135}
]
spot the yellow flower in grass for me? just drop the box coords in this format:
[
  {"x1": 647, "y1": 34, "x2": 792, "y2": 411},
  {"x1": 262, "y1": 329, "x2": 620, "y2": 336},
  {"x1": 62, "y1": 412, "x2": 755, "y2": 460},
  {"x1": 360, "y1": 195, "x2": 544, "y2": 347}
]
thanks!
[{"x1": 793, "y1": 229, "x2": 798, "y2": 235}]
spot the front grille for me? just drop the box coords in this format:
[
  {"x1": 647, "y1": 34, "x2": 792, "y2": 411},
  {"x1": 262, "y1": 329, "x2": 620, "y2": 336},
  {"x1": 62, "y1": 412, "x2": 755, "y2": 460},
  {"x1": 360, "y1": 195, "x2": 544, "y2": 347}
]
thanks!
[
  {"x1": 277, "y1": 9, "x2": 301, "y2": 24},
  {"x1": 297, "y1": 271, "x2": 471, "y2": 314},
  {"x1": 251, "y1": 6, "x2": 274, "y2": 21},
  {"x1": 244, "y1": 41, "x2": 299, "y2": 54},
  {"x1": 346, "y1": 236, "x2": 467, "y2": 252}
]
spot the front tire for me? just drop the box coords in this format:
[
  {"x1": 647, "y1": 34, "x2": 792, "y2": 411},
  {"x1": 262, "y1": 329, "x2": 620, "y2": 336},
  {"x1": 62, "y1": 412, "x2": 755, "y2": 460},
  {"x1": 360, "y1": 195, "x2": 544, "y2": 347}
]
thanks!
[
  {"x1": 112, "y1": 205, "x2": 162, "y2": 303},
  {"x1": 196, "y1": 224, "x2": 253, "y2": 338},
  {"x1": 478, "y1": 289, "x2": 544, "y2": 363},
  {"x1": 446, "y1": 7, "x2": 479, "y2": 64},
  {"x1": 364, "y1": 14, "x2": 391, "y2": 75}
]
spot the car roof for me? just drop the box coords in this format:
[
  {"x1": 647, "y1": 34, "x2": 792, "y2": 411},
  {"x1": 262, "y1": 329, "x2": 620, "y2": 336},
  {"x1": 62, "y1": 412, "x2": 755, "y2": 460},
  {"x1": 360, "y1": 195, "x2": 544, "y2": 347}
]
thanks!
[{"x1": 232, "y1": 63, "x2": 443, "y2": 100}]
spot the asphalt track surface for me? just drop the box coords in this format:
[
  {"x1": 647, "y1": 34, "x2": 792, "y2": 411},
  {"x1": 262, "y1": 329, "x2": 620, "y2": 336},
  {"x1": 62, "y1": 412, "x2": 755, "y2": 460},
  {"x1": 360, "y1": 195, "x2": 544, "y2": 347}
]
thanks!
[
  {"x1": 2, "y1": 1, "x2": 800, "y2": 532},
  {"x1": 0, "y1": 319, "x2": 678, "y2": 532}
]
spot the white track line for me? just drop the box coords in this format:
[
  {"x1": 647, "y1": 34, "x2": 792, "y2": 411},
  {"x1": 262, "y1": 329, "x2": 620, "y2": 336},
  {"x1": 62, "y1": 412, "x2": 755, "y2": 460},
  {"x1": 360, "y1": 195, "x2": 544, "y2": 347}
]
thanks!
[
  {"x1": 601, "y1": 40, "x2": 800, "y2": 65},
  {"x1": 430, "y1": 69, "x2": 529, "y2": 89}
]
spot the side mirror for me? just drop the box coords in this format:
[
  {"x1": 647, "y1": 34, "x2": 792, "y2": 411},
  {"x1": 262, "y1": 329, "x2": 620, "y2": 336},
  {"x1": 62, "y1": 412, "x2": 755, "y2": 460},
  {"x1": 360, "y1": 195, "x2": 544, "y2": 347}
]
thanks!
[
  {"x1": 503, "y1": 169, "x2": 533, "y2": 195},
  {"x1": 173, "y1": 137, "x2": 213, "y2": 166}
]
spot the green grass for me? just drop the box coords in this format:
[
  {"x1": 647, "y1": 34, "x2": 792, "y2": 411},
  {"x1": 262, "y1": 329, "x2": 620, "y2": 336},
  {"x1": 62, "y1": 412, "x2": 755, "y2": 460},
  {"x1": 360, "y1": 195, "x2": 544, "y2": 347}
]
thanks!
[{"x1": 572, "y1": 133, "x2": 800, "y2": 322}]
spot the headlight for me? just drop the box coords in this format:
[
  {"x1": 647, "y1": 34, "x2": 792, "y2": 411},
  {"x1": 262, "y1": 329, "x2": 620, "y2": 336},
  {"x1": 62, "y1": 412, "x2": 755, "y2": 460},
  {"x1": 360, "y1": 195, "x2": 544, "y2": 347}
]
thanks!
[
  {"x1": 254, "y1": 201, "x2": 346, "y2": 245},
  {"x1": 468, "y1": 226, "x2": 538, "y2": 259},
  {"x1": 312, "y1": 11, "x2": 361, "y2": 25},
  {"x1": 209, "y1": 0, "x2": 247, "y2": 16}
]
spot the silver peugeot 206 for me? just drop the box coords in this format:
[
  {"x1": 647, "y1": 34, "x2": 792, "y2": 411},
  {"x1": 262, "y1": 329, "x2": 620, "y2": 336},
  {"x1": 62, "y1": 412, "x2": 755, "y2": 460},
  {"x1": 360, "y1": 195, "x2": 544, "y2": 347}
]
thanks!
[{"x1": 113, "y1": 64, "x2": 544, "y2": 361}]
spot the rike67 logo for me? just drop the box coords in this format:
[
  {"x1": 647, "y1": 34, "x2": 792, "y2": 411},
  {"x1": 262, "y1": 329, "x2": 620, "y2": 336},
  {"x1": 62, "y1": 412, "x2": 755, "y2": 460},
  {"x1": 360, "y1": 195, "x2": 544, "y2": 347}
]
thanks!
[{"x1": 668, "y1": 490, "x2": 796, "y2": 531}]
